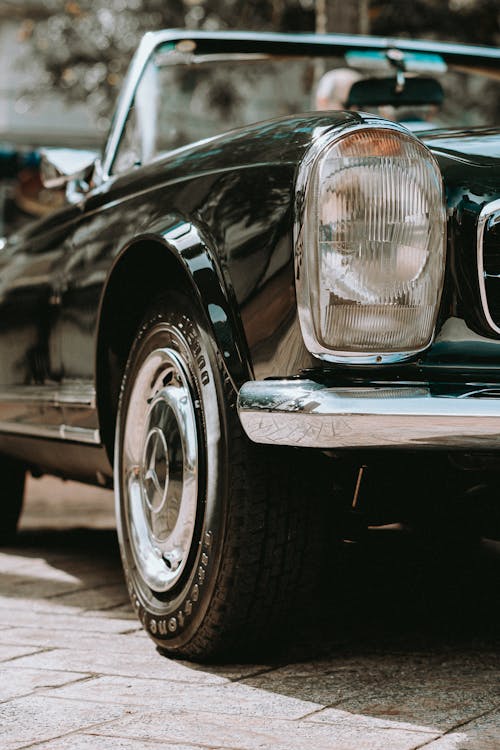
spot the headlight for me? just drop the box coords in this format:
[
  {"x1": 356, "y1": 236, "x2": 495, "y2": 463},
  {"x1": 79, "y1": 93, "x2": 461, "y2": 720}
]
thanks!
[{"x1": 295, "y1": 122, "x2": 446, "y2": 363}]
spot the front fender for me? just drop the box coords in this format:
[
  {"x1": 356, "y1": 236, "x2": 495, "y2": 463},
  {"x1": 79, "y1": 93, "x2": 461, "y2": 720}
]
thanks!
[
  {"x1": 96, "y1": 215, "x2": 252, "y2": 460},
  {"x1": 153, "y1": 216, "x2": 253, "y2": 386}
]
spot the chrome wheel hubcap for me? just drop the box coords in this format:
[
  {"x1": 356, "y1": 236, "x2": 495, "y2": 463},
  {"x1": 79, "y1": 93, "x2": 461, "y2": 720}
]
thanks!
[{"x1": 123, "y1": 346, "x2": 199, "y2": 593}]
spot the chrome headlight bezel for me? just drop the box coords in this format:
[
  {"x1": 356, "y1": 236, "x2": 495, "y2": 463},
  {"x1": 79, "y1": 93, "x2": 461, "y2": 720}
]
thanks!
[{"x1": 294, "y1": 119, "x2": 447, "y2": 365}]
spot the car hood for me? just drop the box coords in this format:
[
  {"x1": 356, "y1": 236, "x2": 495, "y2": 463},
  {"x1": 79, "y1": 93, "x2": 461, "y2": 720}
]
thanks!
[
  {"x1": 421, "y1": 127, "x2": 500, "y2": 167},
  {"x1": 419, "y1": 127, "x2": 500, "y2": 212}
]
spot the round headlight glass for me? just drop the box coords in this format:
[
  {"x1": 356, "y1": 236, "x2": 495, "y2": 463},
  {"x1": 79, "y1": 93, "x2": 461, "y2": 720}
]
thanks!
[{"x1": 298, "y1": 125, "x2": 446, "y2": 360}]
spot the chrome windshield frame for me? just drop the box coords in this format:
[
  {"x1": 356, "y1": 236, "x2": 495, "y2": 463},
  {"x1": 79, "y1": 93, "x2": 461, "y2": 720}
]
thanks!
[{"x1": 99, "y1": 29, "x2": 500, "y2": 183}]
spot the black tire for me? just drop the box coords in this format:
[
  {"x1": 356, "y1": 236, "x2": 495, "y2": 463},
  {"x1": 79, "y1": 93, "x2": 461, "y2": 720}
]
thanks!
[
  {"x1": 114, "y1": 292, "x2": 332, "y2": 661},
  {"x1": 0, "y1": 456, "x2": 26, "y2": 544}
]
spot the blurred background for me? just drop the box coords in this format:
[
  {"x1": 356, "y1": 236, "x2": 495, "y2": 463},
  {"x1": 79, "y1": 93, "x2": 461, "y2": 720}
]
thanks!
[{"x1": 1, "y1": 0, "x2": 499, "y2": 232}]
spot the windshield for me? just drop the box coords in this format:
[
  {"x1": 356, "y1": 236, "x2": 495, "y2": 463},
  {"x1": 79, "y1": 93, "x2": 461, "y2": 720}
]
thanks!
[{"x1": 112, "y1": 48, "x2": 500, "y2": 174}]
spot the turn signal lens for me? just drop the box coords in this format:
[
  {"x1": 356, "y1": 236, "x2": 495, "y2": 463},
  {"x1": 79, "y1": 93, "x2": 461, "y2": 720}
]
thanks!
[{"x1": 298, "y1": 125, "x2": 446, "y2": 361}]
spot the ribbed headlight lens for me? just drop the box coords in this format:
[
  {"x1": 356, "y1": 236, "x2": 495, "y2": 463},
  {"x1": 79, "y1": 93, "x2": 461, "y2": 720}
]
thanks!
[{"x1": 297, "y1": 125, "x2": 446, "y2": 362}]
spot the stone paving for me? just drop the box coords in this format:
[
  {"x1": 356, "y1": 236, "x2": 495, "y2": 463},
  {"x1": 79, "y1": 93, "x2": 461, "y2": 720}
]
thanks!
[{"x1": 0, "y1": 476, "x2": 498, "y2": 749}]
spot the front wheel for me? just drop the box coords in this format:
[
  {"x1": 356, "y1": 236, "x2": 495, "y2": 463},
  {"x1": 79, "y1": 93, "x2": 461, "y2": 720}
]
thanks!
[{"x1": 114, "y1": 293, "x2": 331, "y2": 661}]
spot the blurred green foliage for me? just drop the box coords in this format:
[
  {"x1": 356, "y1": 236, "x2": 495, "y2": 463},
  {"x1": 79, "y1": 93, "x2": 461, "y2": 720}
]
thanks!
[
  {"x1": 371, "y1": 0, "x2": 500, "y2": 46},
  {"x1": 2, "y1": 0, "x2": 499, "y2": 121}
]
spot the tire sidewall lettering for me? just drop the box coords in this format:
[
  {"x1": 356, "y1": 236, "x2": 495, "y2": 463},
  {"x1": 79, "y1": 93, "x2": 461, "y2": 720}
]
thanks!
[{"x1": 141, "y1": 539, "x2": 211, "y2": 641}]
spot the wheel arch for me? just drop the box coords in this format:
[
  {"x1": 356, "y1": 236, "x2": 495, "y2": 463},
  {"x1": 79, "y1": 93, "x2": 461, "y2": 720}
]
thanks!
[{"x1": 95, "y1": 218, "x2": 252, "y2": 464}]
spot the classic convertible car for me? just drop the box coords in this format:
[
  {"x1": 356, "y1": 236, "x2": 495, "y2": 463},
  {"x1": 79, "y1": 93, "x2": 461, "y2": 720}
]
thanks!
[{"x1": 2, "y1": 30, "x2": 500, "y2": 660}]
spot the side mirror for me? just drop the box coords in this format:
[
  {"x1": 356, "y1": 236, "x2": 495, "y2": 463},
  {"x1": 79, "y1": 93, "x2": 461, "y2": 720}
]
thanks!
[{"x1": 39, "y1": 148, "x2": 98, "y2": 189}]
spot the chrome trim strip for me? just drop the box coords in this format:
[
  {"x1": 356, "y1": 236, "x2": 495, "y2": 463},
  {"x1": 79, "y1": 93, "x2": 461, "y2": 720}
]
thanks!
[
  {"x1": 0, "y1": 422, "x2": 100, "y2": 445},
  {"x1": 62, "y1": 425, "x2": 101, "y2": 443},
  {"x1": 0, "y1": 382, "x2": 100, "y2": 444},
  {"x1": 477, "y1": 197, "x2": 500, "y2": 336},
  {"x1": 238, "y1": 379, "x2": 500, "y2": 449},
  {"x1": 0, "y1": 382, "x2": 96, "y2": 408}
]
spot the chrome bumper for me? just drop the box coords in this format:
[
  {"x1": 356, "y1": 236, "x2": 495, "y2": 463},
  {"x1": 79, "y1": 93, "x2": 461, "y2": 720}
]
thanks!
[{"x1": 237, "y1": 380, "x2": 500, "y2": 449}]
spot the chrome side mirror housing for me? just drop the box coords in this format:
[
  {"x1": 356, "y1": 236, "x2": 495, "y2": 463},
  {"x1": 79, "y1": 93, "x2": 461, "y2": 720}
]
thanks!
[{"x1": 40, "y1": 148, "x2": 99, "y2": 189}]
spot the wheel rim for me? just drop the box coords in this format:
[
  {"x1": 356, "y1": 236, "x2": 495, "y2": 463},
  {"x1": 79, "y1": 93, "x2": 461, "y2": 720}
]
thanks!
[{"x1": 122, "y1": 346, "x2": 199, "y2": 593}]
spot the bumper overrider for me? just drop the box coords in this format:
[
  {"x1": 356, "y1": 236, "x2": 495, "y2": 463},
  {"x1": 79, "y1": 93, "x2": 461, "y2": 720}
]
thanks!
[{"x1": 237, "y1": 380, "x2": 500, "y2": 449}]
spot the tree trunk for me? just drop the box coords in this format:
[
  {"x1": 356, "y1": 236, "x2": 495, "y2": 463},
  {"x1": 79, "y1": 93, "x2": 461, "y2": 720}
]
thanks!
[{"x1": 316, "y1": 0, "x2": 370, "y2": 34}]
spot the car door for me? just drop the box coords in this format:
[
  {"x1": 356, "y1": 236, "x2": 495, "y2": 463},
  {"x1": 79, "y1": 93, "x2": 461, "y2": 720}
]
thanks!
[{"x1": 0, "y1": 203, "x2": 93, "y2": 440}]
